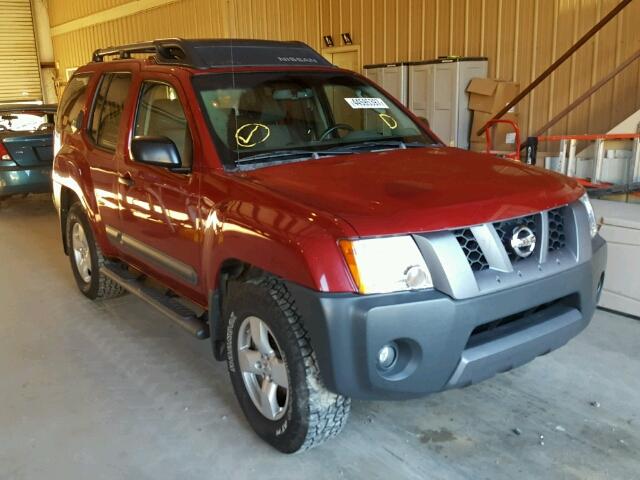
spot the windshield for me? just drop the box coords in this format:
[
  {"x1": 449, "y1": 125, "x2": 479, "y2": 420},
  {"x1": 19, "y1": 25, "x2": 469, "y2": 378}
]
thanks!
[
  {"x1": 192, "y1": 71, "x2": 437, "y2": 168},
  {"x1": 0, "y1": 111, "x2": 54, "y2": 132}
]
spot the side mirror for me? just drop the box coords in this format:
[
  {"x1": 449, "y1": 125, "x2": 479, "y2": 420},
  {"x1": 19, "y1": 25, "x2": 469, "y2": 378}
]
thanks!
[
  {"x1": 131, "y1": 136, "x2": 181, "y2": 169},
  {"x1": 417, "y1": 116, "x2": 430, "y2": 129}
]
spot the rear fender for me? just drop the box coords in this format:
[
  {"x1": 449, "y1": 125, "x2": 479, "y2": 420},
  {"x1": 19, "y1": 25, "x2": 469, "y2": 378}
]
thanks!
[{"x1": 52, "y1": 152, "x2": 114, "y2": 256}]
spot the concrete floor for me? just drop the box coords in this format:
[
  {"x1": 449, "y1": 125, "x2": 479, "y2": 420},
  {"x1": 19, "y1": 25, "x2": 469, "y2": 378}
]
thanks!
[{"x1": 1, "y1": 194, "x2": 639, "y2": 480}]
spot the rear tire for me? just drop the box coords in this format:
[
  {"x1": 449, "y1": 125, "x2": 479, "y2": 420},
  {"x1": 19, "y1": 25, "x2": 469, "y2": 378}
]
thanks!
[
  {"x1": 66, "y1": 202, "x2": 125, "y2": 300},
  {"x1": 224, "y1": 276, "x2": 351, "y2": 453}
]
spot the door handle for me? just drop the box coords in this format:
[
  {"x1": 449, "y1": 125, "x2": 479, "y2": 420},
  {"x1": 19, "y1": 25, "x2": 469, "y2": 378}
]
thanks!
[{"x1": 118, "y1": 174, "x2": 134, "y2": 187}]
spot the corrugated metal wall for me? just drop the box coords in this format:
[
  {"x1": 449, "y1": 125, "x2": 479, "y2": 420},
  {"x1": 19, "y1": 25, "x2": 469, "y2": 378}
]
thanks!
[
  {"x1": 49, "y1": 0, "x2": 132, "y2": 27},
  {"x1": 49, "y1": 0, "x2": 640, "y2": 137},
  {"x1": 0, "y1": 0, "x2": 42, "y2": 101}
]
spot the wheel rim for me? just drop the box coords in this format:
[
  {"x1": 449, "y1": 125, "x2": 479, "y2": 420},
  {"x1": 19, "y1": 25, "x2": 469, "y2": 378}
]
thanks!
[
  {"x1": 71, "y1": 222, "x2": 92, "y2": 283},
  {"x1": 237, "y1": 315, "x2": 289, "y2": 421}
]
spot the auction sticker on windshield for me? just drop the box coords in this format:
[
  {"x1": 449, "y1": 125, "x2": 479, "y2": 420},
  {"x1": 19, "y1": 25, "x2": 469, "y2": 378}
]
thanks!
[{"x1": 344, "y1": 97, "x2": 389, "y2": 109}]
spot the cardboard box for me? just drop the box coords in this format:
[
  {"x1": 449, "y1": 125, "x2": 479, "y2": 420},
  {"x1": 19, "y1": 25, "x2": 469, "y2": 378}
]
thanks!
[
  {"x1": 470, "y1": 111, "x2": 519, "y2": 151},
  {"x1": 467, "y1": 78, "x2": 519, "y2": 114},
  {"x1": 469, "y1": 141, "x2": 488, "y2": 153}
]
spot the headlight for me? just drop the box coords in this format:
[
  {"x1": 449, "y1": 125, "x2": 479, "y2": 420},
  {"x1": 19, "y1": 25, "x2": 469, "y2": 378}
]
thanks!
[
  {"x1": 579, "y1": 193, "x2": 598, "y2": 238},
  {"x1": 339, "y1": 236, "x2": 433, "y2": 294}
]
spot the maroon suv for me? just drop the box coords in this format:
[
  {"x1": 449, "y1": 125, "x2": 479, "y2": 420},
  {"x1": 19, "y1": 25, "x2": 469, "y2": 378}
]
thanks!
[{"x1": 53, "y1": 39, "x2": 606, "y2": 453}]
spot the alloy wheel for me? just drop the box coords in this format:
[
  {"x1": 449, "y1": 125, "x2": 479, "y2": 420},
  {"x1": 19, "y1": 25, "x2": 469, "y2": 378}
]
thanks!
[
  {"x1": 71, "y1": 222, "x2": 92, "y2": 283},
  {"x1": 237, "y1": 315, "x2": 290, "y2": 421}
]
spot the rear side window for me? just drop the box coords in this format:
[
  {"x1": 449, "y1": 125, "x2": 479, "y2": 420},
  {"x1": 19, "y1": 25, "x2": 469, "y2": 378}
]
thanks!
[
  {"x1": 134, "y1": 82, "x2": 192, "y2": 167},
  {"x1": 57, "y1": 75, "x2": 90, "y2": 134},
  {"x1": 89, "y1": 73, "x2": 132, "y2": 150}
]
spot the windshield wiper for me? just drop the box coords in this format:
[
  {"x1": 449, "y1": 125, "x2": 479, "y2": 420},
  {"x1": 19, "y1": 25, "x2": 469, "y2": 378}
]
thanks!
[
  {"x1": 234, "y1": 140, "x2": 434, "y2": 165},
  {"x1": 235, "y1": 149, "x2": 352, "y2": 165},
  {"x1": 330, "y1": 140, "x2": 432, "y2": 153}
]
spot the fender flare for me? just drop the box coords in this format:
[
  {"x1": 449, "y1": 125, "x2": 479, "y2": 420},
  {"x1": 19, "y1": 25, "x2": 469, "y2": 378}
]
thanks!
[{"x1": 53, "y1": 155, "x2": 107, "y2": 254}]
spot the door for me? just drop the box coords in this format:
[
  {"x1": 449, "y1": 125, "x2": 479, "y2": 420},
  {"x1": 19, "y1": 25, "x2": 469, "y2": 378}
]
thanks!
[
  {"x1": 364, "y1": 67, "x2": 382, "y2": 86},
  {"x1": 0, "y1": 0, "x2": 41, "y2": 101},
  {"x1": 332, "y1": 51, "x2": 359, "y2": 71},
  {"x1": 116, "y1": 76, "x2": 202, "y2": 297},
  {"x1": 86, "y1": 72, "x2": 134, "y2": 236},
  {"x1": 456, "y1": 60, "x2": 488, "y2": 148},
  {"x1": 408, "y1": 64, "x2": 432, "y2": 124},
  {"x1": 431, "y1": 63, "x2": 455, "y2": 146},
  {"x1": 381, "y1": 66, "x2": 408, "y2": 106},
  {"x1": 322, "y1": 46, "x2": 361, "y2": 72}
]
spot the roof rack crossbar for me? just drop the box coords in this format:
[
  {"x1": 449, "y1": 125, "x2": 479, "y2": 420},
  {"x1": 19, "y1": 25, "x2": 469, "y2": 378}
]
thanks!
[
  {"x1": 89, "y1": 38, "x2": 333, "y2": 70},
  {"x1": 91, "y1": 40, "x2": 184, "y2": 63}
]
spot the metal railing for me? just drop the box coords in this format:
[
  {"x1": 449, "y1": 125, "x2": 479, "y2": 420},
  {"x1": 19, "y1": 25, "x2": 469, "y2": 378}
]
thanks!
[
  {"x1": 476, "y1": 0, "x2": 634, "y2": 136},
  {"x1": 524, "y1": 133, "x2": 640, "y2": 198}
]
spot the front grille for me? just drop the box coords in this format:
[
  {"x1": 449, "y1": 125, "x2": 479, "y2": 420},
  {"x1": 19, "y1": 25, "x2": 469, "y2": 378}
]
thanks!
[
  {"x1": 453, "y1": 228, "x2": 489, "y2": 272},
  {"x1": 453, "y1": 206, "x2": 569, "y2": 272},
  {"x1": 548, "y1": 207, "x2": 566, "y2": 251},
  {"x1": 494, "y1": 214, "x2": 538, "y2": 263}
]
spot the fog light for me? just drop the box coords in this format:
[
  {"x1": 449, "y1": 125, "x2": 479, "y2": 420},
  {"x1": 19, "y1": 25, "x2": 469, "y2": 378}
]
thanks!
[{"x1": 377, "y1": 343, "x2": 397, "y2": 370}]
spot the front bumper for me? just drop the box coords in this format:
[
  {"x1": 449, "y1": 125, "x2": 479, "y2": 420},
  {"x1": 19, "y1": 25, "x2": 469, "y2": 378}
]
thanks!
[
  {"x1": 287, "y1": 236, "x2": 607, "y2": 400},
  {"x1": 0, "y1": 166, "x2": 52, "y2": 196}
]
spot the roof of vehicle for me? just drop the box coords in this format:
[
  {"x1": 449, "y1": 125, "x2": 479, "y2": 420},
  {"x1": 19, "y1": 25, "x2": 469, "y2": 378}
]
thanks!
[
  {"x1": 91, "y1": 38, "x2": 334, "y2": 70},
  {"x1": 0, "y1": 103, "x2": 57, "y2": 114}
]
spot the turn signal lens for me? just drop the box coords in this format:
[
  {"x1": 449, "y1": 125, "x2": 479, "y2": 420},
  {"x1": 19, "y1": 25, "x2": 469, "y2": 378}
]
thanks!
[{"x1": 339, "y1": 239, "x2": 362, "y2": 291}]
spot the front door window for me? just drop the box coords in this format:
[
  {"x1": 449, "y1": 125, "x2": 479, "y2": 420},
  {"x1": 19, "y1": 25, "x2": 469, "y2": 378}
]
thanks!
[{"x1": 134, "y1": 82, "x2": 192, "y2": 168}]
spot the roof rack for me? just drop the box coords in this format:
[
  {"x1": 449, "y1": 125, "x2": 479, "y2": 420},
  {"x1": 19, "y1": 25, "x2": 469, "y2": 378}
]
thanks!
[{"x1": 91, "y1": 38, "x2": 334, "y2": 70}]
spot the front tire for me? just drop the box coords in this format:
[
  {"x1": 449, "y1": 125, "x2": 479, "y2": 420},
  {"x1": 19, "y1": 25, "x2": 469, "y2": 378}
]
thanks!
[
  {"x1": 225, "y1": 277, "x2": 351, "y2": 453},
  {"x1": 66, "y1": 202, "x2": 125, "y2": 300}
]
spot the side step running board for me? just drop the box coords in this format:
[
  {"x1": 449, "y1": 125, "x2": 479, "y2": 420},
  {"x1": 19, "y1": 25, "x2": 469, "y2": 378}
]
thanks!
[{"x1": 102, "y1": 263, "x2": 209, "y2": 339}]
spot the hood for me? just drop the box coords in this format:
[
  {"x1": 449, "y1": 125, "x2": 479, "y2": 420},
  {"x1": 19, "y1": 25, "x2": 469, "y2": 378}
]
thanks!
[{"x1": 240, "y1": 147, "x2": 583, "y2": 237}]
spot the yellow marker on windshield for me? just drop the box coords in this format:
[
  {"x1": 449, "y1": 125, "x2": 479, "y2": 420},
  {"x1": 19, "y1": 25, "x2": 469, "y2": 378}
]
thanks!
[
  {"x1": 378, "y1": 113, "x2": 398, "y2": 129},
  {"x1": 235, "y1": 123, "x2": 271, "y2": 148}
]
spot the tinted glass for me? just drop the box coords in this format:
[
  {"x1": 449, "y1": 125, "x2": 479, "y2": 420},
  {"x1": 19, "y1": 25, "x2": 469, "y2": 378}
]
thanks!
[
  {"x1": 0, "y1": 111, "x2": 53, "y2": 132},
  {"x1": 89, "y1": 73, "x2": 132, "y2": 150},
  {"x1": 193, "y1": 72, "x2": 435, "y2": 168},
  {"x1": 57, "y1": 75, "x2": 90, "y2": 134},
  {"x1": 134, "y1": 82, "x2": 192, "y2": 167},
  {"x1": 89, "y1": 76, "x2": 110, "y2": 142}
]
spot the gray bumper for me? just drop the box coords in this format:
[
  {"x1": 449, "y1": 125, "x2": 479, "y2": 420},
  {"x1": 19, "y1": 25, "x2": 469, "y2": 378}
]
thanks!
[{"x1": 287, "y1": 236, "x2": 607, "y2": 400}]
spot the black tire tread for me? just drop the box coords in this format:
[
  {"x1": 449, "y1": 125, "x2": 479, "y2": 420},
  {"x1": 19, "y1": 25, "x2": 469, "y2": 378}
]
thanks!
[
  {"x1": 256, "y1": 276, "x2": 351, "y2": 452},
  {"x1": 93, "y1": 241, "x2": 126, "y2": 299},
  {"x1": 67, "y1": 202, "x2": 125, "y2": 300}
]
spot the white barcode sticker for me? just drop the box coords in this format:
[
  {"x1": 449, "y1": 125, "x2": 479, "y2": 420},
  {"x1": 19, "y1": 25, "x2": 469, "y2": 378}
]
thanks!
[
  {"x1": 505, "y1": 132, "x2": 516, "y2": 144},
  {"x1": 345, "y1": 97, "x2": 389, "y2": 109}
]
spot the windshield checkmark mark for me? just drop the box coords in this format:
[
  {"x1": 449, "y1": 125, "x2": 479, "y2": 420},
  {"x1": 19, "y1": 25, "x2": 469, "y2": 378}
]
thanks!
[{"x1": 237, "y1": 125, "x2": 261, "y2": 145}]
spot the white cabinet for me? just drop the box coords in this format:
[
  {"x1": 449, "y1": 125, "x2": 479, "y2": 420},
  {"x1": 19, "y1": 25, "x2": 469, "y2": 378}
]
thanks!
[
  {"x1": 408, "y1": 58, "x2": 487, "y2": 149},
  {"x1": 363, "y1": 63, "x2": 408, "y2": 106},
  {"x1": 592, "y1": 199, "x2": 640, "y2": 317}
]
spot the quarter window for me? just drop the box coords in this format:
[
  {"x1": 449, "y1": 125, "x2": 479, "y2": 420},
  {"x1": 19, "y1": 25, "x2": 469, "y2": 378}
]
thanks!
[
  {"x1": 57, "y1": 75, "x2": 90, "y2": 134},
  {"x1": 89, "y1": 73, "x2": 132, "y2": 150},
  {"x1": 134, "y1": 82, "x2": 192, "y2": 167}
]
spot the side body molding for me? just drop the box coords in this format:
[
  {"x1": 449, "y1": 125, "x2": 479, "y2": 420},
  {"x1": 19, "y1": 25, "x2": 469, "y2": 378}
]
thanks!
[{"x1": 105, "y1": 225, "x2": 198, "y2": 285}]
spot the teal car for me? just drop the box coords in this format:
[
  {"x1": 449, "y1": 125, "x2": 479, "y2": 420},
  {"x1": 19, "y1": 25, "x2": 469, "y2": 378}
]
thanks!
[{"x1": 0, "y1": 103, "x2": 57, "y2": 200}]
